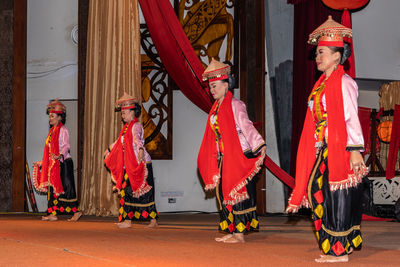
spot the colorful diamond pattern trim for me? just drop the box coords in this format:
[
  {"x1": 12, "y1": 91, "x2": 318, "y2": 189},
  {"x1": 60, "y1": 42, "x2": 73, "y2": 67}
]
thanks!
[
  {"x1": 134, "y1": 211, "x2": 141, "y2": 219},
  {"x1": 321, "y1": 239, "x2": 331, "y2": 254},
  {"x1": 236, "y1": 222, "x2": 246, "y2": 233},
  {"x1": 319, "y1": 162, "x2": 326, "y2": 174},
  {"x1": 317, "y1": 176, "x2": 323, "y2": 189},
  {"x1": 228, "y1": 213, "x2": 234, "y2": 223},
  {"x1": 332, "y1": 241, "x2": 345, "y2": 256},
  {"x1": 313, "y1": 190, "x2": 323, "y2": 204},
  {"x1": 314, "y1": 204, "x2": 323, "y2": 219},
  {"x1": 352, "y1": 235, "x2": 362, "y2": 248},
  {"x1": 314, "y1": 219, "x2": 322, "y2": 231},
  {"x1": 323, "y1": 148, "x2": 328, "y2": 159},
  {"x1": 220, "y1": 220, "x2": 228, "y2": 230},
  {"x1": 250, "y1": 219, "x2": 259, "y2": 229}
]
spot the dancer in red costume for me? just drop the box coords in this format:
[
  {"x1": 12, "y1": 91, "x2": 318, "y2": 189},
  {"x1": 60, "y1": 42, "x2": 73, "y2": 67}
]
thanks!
[
  {"x1": 104, "y1": 93, "x2": 158, "y2": 228},
  {"x1": 198, "y1": 59, "x2": 266, "y2": 243},
  {"x1": 33, "y1": 99, "x2": 82, "y2": 222},
  {"x1": 286, "y1": 16, "x2": 368, "y2": 263}
]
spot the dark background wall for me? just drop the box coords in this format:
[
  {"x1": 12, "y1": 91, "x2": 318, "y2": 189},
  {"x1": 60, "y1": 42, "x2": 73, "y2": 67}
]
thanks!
[{"x1": 0, "y1": 0, "x2": 14, "y2": 211}]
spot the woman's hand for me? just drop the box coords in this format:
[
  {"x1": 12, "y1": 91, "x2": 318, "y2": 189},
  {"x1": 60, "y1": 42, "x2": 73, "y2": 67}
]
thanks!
[
  {"x1": 285, "y1": 204, "x2": 299, "y2": 214},
  {"x1": 34, "y1": 161, "x2": 42, "y2": 167},
  {"x1": 256, "y1": 146, "x2": 266, "y2": 166},
  {"x1": 52, "y1": 153, "x2": 62, "y2": 160},
  {"x1": 138, "y1": 148, "x2": 144, "y2": 162},
  {"x1": 104, "y1": 149, "x2": 110, "y2": 158},
  {"x1": 260, "y1": 146, "x2": 266, "y2": 158},
  {"x1": 112, "y1": 186, "x2": 120, "y2": 194},
  {"x1": 350, "y1": 151, "x2": 366, "y2": 174}
]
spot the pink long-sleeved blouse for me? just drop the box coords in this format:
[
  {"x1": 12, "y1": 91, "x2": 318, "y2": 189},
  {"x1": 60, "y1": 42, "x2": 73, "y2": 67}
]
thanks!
[
  {"x1": 110, "y1": 122, "x2": 151, "y2": 163},
  {"x1": 231, "y1": 98, "x2": 266, "y2": 154},
  {"x1": 317, "y1": 74, "x2": 364, "y2": 150}
]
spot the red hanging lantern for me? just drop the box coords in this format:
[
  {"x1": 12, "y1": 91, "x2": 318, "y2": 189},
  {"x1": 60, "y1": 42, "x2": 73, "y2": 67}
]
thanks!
[{"x1": 321, "y1": 0, "x2": 369, "y2": 10}]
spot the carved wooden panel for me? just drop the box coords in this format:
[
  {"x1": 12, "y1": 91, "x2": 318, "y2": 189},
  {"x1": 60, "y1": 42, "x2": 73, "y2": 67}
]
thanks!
[
  {"x1": 369, "y1": 177, "x2": 400, "y2": 205},
  {"x1": 140, "y1": 24, "x2": 172, "y2": 159},
  {"x1": 177, "y1": 0, "x2": 235, "y2": 71},
  {"x1": 139, "y1": 0, "x2": 237, "y2": 159}
]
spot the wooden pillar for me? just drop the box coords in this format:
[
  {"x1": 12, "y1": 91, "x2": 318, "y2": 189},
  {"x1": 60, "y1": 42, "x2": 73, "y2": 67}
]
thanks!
[
  {"x1": 78, "y1": 0, "x2": 89, "y2": 202},
  {"x1": 239, "y1": 0, "x2": 266, "y2": 214},
  {"x1": 12, "y1": 0, "x2": 27, "y2": 211}
]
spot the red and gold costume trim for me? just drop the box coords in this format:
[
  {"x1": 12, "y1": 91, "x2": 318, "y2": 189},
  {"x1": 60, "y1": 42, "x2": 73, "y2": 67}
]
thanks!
[
  {"x1": 202, "y1": 58, "x2": 231, "y2": 82},
  {"x1": 32, "y1": 123, "x2": 64, "y2": 195},
  {"x1": 198, "y1": 91, "x2": 263, "y2": 206},
  {"x1": 308, "y1": 15, "x2": 352, "y2": 47},
  {"x1": 104, "y1": 119, "x2": 150, "y2": 198},
  {"x1": 291, "y1": 65, "x2": 367, "y2": 207}
]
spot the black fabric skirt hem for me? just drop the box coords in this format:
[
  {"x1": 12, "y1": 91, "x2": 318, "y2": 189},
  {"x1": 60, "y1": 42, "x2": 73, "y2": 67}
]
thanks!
[
  {"x1": 119, "y1": 163, "x2": 158, "y2": 222},
  {"x1": 308, "y1": 145, "x2": 363, "y2": 256}
]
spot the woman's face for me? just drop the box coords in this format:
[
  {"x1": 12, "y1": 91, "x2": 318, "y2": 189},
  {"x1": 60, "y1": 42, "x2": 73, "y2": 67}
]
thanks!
[
  {"x1": 209, "y1": 80, "x2": 228, "y2": 102},
  {"x1": 121, "y1": 109, "x2": 134, "y2": 123},
  {"x1": 315, "y1": 46, "x2": 340, "y2": 76},
  {"x1": 49, "y1": 113, "x2": 62, "y2": 126}
]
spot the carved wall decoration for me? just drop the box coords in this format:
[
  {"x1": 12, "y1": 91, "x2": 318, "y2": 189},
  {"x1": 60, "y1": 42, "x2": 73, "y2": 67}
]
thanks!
[
  {"x1": 177, "y1": 0, "x2": 234, "y2": 68},
  {"x1": 139, "y1": 0, "x2": 236, "y2": 158},
  {"x1": 369, "y1": 177, "x2": 400, "y2": 205},
  {"x1": 140, "y1": 24, "x2": 172, "y2": 159}
]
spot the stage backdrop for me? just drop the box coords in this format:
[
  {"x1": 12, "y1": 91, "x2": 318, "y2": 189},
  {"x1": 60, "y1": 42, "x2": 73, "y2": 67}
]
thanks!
[{"x1": 80, "y1": 0, "x2": 142, "y2": 216}]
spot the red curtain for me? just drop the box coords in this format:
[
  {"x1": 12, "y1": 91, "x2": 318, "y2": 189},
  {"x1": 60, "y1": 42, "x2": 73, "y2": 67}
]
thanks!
[
  {"x1": 386, "y1": 105, "x2": 400, "y2": 179},
  {"x1": 290, "y1": 0, "x2": 341, "y2": 175},
  {"x1": 138, "y1": 0, "x2": 212, "y2": 113},
  {"x1": 358, "y1": 106, "x2": 372, "y2": 154},
  {"x1": 341, "y1": 9, "x2": 356, "y2": 78}
]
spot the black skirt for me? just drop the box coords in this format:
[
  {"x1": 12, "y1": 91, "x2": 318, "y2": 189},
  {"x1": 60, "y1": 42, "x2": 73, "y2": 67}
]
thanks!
[
  {"x1": 308, "y1": 145, "x2": 363, "y2": 256},
  {"x1": 217, "y1": 152, "x2": 259, "y2": 234},
  {"x1": 47, "y1": 158, "x2": 80, "y2": 215},
  {"x1": 119, "y1": 163, "x2": 158, "y2": 222}
]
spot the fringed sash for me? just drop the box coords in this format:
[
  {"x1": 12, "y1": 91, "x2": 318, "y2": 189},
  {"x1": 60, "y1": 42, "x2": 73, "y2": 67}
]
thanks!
[
  {"x1": 32, "y1": 123, "x2": 64, "y2": 195},
  {"x1": 198, "y1": 91, "x2": 262, "y2": 205},
  {"x1": 104, "y1": 119, "x2": 150, "y2": 198}
]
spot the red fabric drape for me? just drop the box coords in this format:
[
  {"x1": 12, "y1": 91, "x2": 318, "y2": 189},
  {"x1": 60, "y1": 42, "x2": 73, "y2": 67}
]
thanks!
[
  {"x1": 139, "y1": 0, "x2": 295, "y2": 189},
  {"x1": 341, "y1": 9, "x2": 356, "y2": 78},
  {"x1": 290, "y1": 0, "x2": 341, "y2": 176},
  {"x1": 386, "y1": 104, "x2": 400, "y2": 180},
  {"x1": 264, "y1": 155, "x2": 295, "y2": 188},
  {"x1": 138, "y1": 0, "x2": 212, "y2": 113},
  {"x1": 358, "y1": 106, "x2": 372, "y2": 154}
]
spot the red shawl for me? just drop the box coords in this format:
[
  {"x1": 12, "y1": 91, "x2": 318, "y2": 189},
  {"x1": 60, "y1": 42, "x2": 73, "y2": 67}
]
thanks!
[
  {"x1": 104, "y1": 119, "x2": 150, "y2": 198},
  {"x1": 32, "y1": 123, "x2": 64, "y2": 195},
  {"x1": 197, "y1": 91, "x2": 262, "y2": 206},
  {"x1": 290, "y1": 65, "x2": 362, "y2": 207}
]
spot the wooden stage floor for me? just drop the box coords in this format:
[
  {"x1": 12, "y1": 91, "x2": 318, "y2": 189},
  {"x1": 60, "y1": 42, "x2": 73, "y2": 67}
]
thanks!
[{"x1": 0, "y1": 213, "x2": 399, "y2": 266}]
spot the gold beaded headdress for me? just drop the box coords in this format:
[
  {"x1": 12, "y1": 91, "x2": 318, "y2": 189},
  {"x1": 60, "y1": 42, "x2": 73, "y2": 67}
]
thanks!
[
  {"x1": 308, "y1": 15, "x2": 352, "y2": 47},
  {"x1": 47, "y1": 99, "x2": 66, "y2": 114},
  {"x1": 115, "y1": 92, "x2": 138, "y2": 111},
  {"x1": 202, "y1": 58, "x2": 231, "y2": 82}
]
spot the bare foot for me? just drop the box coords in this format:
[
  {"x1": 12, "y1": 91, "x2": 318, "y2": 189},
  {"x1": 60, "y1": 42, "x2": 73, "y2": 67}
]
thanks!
[
  {"x1": 215, "y1": 234, "x2": 233, "y2": 242},
  {"x1": 115, "y1": 220, "x2": 132, "y2": 228},
  {"x1": 223, "y1": 233, "x2": 245, "y2": 243},
  {"x1": 147, "y1": 219, "x2": 158, "y2": 228},
  {"x1": 41, "y1": 214, "x2": 58, "y2": 221},
  {"x1": 67, "y1": 211, "x2": 82, "y2": 222},
  {"x1": 315, "y1": 255, "x2": 348, "y2": 263}
]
